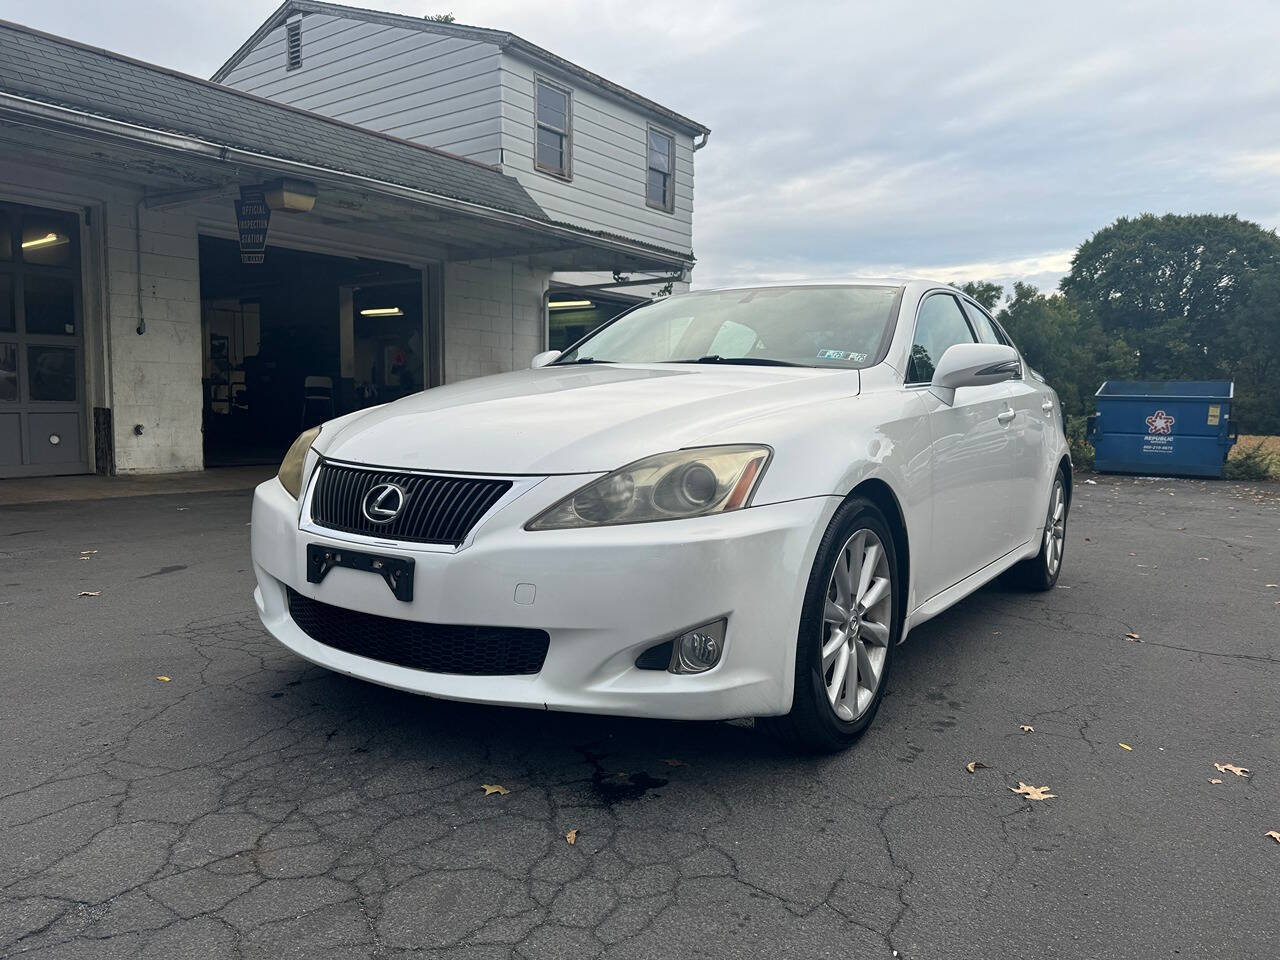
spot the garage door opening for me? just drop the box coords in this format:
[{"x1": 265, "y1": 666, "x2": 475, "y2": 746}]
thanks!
[{"x1": 199, "y1": 236, "x2": 425, "y2": 467}]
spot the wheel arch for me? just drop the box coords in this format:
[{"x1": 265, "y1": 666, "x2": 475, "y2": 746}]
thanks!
[
  {"x1": 1058, "y1": 454, "x2": 1073, "y2": 511},
  {"x1": 847, "y1": 477, "x2": 910, "y2": 640}
]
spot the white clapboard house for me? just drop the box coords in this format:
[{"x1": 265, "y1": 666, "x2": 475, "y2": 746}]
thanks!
[{"x1": 215, "y1": 0, "x2": 711, "y2": 352}]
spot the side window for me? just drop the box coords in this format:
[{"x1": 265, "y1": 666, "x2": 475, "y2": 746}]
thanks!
[
  {"x1": 908, "y1": 294, "x2": 975, "y2": 384},
  {"x1": 961, "y1": 300, "x2": 1001, "y2": 344}
]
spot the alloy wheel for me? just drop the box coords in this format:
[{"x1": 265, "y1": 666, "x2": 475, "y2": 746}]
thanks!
[
  {"x1": 821, "y1": 528, "x2": 893, "y2": 722},
  {"x1": 1045, "y1": 480, "x2": 1066, "y2": 577}
]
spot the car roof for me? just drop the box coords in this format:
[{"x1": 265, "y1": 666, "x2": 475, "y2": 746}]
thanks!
[{"x1": 690, "y1": 278, "x2": 946, "y2": 294}]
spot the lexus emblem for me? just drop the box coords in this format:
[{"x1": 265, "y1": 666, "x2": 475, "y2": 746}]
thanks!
[{"x1": 362, "y1": 482, "x2": 408, "y2": 523}]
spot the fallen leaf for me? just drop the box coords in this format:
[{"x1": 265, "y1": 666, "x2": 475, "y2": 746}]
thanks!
[
  {"x1": 77, "y1": 557, "x2": 90, "y2": 561},
  {"x1": 1266, "y1": 831, "x2": 1280, "y2": 844},
  {"x1": 966, "y1": 761, "x2": 989, "y2": 774},
  {"x1": 1010, "y1": 782, "x2": 1056, "y2": 801},
  {"x1": 1125, "y1": 632, "x2": 1141, "y2": 641},
  {"x1": 1020, "y1": 725, "x2": 1035, "y2": 733},
  {"x1": 660, "y1": 758, "x2": 686, "y2": 767},
  {"x1": 1266, "y1": 584, "x2": 1278, "y2": 588},
  {"x1": 480, "y1": 783, "x2": 509, "y2": 796},
  {"x1": 80, "y1": 550, "x2": 97, "y2": 555},
  {"x1": 155, "y1": 675, "x2": 171, "y2": 683},
  {"x1": 1214, "y1": 763, "x2": 1250, "y2": 779},
  {"x1": 78, "y1": 591, "x2": 101, "y2": 598},
  {"x1": 1119, "y1": 743, "x2": 1133, "y2": 751},
  {"x1": 565, "y1": 828, "x2": 578, "y2": 845},
  {"x1": 1209, "y1": 778, "x2": 1223, "y2": 784},
  {"x1": 1085, "y1": 479, "x2": 1098, "y2": 485}
]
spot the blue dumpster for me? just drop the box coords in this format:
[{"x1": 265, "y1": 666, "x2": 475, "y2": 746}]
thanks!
[{"x1": 1087, "y1": 380, "x2": 1237, "y2": 478}]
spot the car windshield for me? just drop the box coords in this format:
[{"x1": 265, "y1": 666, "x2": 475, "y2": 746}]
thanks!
[{"x1": 554, "y1": 285, "x2": 904, "y2": 368}]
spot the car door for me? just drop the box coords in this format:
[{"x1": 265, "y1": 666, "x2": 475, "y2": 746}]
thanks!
[
  {"x1": 908, "y1": 292, "x2": 1017, "y2": 599},
  {"x1": 961, "y1": 298, "x2": 1052, "y2": 548}
]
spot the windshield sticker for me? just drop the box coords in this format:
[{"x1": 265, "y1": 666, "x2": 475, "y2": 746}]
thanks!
[{"x1": 817, "y1": 349, "x2": 868, "y2": 362}]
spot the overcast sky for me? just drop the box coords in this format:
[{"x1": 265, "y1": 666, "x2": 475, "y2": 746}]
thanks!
[{"x1": 5, "y1": 0, "x2": 1280, "y2": 295}]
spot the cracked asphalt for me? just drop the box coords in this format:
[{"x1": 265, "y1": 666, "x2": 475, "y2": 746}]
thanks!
[{"x1": 1, "y1": 475, "x2": 1277, "y2": 959}]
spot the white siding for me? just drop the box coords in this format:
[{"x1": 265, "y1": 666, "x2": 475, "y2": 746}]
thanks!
[
  {"x1": 217, "y1": 14, "x2": 698, "y2": 256},
  {"x1": 219, "y1": 13, "x2": 506, "y2": 165},
  {"x1": 499, "y1": 52, "x2": 695, "y2": 253}
]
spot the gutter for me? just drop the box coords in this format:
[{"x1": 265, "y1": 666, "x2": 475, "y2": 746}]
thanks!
[{"x1": 0, "y1": 91, "x2": 694, "y2": 271}]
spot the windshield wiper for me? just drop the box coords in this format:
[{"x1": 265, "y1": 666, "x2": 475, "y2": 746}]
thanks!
[
  {"x1": 664, "y1": 355, "x2": 804, "y2": 367},
  {"x1": 558, "y1": 356, "x2": 612, "y2": 365}
]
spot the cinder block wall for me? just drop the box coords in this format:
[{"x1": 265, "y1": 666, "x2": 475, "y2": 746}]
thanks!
[
  {"x1": 105, "y1": 204, "x2": 204, "y2": 474},
  {"x1": 443, "y1": 259, "x2": 548, "y2": 382}
]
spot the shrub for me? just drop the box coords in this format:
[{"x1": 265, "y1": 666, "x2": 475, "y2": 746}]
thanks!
[
  {"x1": 1065, "y1": 414, "x2": 1095, "y2": 470},
  {"x1": 1223, "y1": 441, "x2": 1280, "y2": 480}
]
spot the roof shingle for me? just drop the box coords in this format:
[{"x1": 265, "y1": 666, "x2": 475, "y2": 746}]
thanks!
[{"x1": 0, "y1": 18, "x2": 547, "y2": 220}]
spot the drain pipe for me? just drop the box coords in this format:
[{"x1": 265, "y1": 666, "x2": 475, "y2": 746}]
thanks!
[
  {"x1": 134, "y1": 195, "x2": 146, "y2": 335},
  {"x1": 693, "y1": 131, "x2": 711, "y2": 151}
]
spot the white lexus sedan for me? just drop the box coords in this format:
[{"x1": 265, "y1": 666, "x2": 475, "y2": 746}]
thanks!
[{"x1": 251, "y1": 280, "x2": 1070, "y2": 751}]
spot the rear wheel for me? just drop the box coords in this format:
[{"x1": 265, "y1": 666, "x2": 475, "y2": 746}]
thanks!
[
  {"x1": 1005, "y1": 470, "x2": 1067, "y2": 591},
  {"x1": 761, "y1": 497, "x2": 901, "y2": 753}
]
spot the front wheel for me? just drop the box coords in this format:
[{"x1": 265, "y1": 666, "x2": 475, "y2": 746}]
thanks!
[
  {"x1": 1005, "y1": 470, "x2": 1067, "y2": 591},
  {"x1": 760, "y1": 497, "x2": 901, "y2": 753}
]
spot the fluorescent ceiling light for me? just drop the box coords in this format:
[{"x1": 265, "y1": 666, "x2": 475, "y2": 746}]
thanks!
[
  {"x1": 22, "y1": 232, "x2": 67, "y2": 250},
  {"x1": 548, "y1": 299, "x2": 593, "y2": 309},
  {"x1": 359, "y1": 307, "x2": 404, "y2": 317}
]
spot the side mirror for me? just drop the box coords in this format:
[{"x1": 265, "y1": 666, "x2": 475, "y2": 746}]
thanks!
[
  {"x1": 930, "y1": 343, "x2": 1020, "y2": 405},
  {"x1": 530, "y1": 350, "x2": 561, "y2": 369}
]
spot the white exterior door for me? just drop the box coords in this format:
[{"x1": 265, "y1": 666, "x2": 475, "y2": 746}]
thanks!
[
  {"x1": 908, "y1": 292, "x2": 1017, "y2": 600},
  {"x1": 0, "y1": 202, "x2": 87, "y2": 478}
]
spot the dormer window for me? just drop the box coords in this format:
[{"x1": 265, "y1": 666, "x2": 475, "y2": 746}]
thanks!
[
  {"x1": 646, "y1": 127, "x2": 675, "y2": 212},
  {"x1": 534, "y1": 78, "x2": 572, "y2": 179}
]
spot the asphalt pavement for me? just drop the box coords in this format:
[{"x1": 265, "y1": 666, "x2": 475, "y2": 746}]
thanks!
[{"x1": 0, "y1": 475, "x2": 1277, "y2": 959}]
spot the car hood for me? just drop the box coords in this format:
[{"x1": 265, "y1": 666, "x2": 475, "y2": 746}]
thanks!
[{"x1": 317, "y1": 364, "x2": 860, "y2": 474}]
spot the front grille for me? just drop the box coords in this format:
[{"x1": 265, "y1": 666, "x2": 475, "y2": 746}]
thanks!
[
  {"x1": 311, "y1": 462, "x2": 512, "y2": 545},
  {"x1": 287, "y1": 589, "x2": 550, "y2": 676}
]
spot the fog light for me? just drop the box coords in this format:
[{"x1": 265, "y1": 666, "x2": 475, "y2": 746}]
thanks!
[{"x1": 670, "y1": 619, "x2": 726, "y2": 674}]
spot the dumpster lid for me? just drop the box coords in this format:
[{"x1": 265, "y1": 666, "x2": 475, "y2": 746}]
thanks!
[{"x1": 1095, "y1": 379, "x2": 1234, "y2": 400}]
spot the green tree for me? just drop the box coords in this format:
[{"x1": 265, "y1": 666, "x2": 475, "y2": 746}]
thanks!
[
  {"x1": 1060, "y1": 213, "x2": 1280, "y2": 381},
  {"x1": 995, "y1": 283, "x2": 1135, "y2": 416},
  {"x1": 425, "y1": 12, "x2": 456, "y2": 22},
  {"x1": 958, "y1": 280, "x2": 1004, "y2": 311},
  {"x1": 1220, "y1": 263, "x2": 1280, "y2": 433}
]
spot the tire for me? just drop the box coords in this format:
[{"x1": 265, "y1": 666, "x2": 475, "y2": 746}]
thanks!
[
  {"x1": 760, "y1": 497, "x2": 902, "y2": 753},
  {"x1": 1004, "y1": 470, "x2": 1067, "y2": 592}
]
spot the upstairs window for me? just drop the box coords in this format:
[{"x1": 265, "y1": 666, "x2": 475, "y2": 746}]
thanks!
[
  {"x1": 535, "y1": 79, "x2": 572, "y2": 179},
  {"x1": 646, "y1": 128, "x2": 675, "y2": 212},
  {"x1": 285, "y1": 20, "x2": 303, "y2": 71}
]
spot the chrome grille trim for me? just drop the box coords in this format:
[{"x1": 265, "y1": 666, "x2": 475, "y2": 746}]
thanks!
[{"x1": 309, "y1": 462, "x2": 513, "y2": 546}]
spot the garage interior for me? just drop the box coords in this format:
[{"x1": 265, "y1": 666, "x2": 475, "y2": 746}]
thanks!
[{"x1": 199, "y1": 236, "x2": 424, "y2": 466}]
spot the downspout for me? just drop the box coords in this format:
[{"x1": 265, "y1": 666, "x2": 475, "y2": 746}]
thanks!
[
  {"x1": 693, "y1": 132, "x2": 711, "y2": 151},
  {"x1": 134, "y1": 196, "x2": 146, "y2": 334}
]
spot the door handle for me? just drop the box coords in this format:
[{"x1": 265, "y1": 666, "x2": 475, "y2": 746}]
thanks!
[
  {"x1": 1041, "y1": 400, "x2": 1054, "y2": 414},
  {"x1": 997, "y1": 408, "x2": 1016, "y2": 424}
]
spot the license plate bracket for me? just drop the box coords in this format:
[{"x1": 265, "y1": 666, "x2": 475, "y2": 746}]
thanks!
[{"x1": 306, "y1": 544, "x2": 414, "y2": 601}]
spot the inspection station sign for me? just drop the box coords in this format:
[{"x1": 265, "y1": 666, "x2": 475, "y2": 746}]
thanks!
[{"x1": 234, "y1": 185, "x2": 271, "y2": 264}]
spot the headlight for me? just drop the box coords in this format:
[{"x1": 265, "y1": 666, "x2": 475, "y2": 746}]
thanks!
[
  {"x1": 277, "y1": 426, "x2": 321, "y2": 499},
  {"x1": 527, "y1": 445, "x2": 771, "y2": 530}
]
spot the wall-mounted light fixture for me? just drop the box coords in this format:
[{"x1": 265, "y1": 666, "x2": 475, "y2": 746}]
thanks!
[
  {"x1": 548, "y1": 299, "x2": 593, "y2": 310},
  {"x1": 263, "y1": 177, "x2": 318, "y2": 213},
  {"x1": 359, "y1": 307, "x2": 404, "y2": 317}
]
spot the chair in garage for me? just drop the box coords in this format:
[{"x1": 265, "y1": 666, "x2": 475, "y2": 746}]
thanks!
[{"x1": 301, "y1": 375, "x2": 335, "y2": 428}]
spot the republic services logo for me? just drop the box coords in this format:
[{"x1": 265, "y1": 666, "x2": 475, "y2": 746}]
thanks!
[{"x1": 1145, "y1": 410, "x2": 1176, "y2": 435}]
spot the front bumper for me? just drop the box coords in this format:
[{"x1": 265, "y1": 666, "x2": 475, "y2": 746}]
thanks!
[{"x1": 250, "y1": 472, "x2": 836, "y2": 720}]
